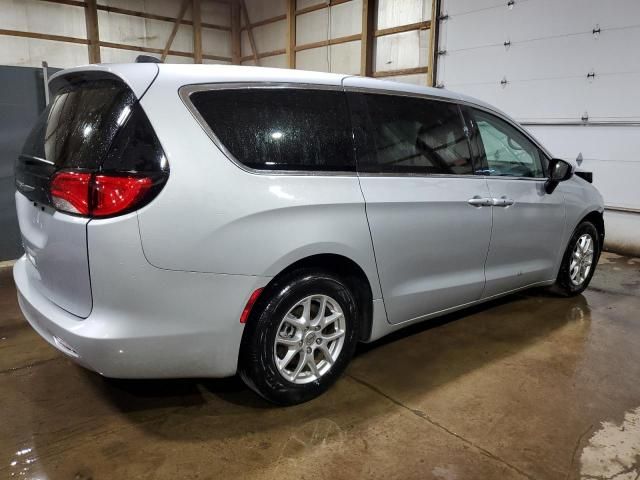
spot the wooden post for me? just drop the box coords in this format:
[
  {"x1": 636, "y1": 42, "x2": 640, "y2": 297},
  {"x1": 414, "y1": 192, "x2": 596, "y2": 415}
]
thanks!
[
  {"x1": 286, "y1": 0, "x2": 296, "y2": 68},
  {"x1": 231, "y1": 1, "x2": 241, "y2": 64},
  {"x1": 240, "y1": 0, "x2": 259, "y2": 65},
  {"x1": 427, "y1": 0, "x2": 441, "y2": 86},
  {"x1": 161, "y1": 0, "x2": 190, "y2": 62},
  {"x1": 192, "y1": 0, "x2": 203, "y2": 63},
  {"x1": 84, "y1": 0, "x2": 101, "y2": 63},
  {"x1": 360, "y1": 0, "x2": 374, "y2": 76}
]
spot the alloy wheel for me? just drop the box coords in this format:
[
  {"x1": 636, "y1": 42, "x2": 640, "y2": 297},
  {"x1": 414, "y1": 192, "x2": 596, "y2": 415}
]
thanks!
[{"x1": 274, "y1": 294, "x2": 346, "y2": 384}]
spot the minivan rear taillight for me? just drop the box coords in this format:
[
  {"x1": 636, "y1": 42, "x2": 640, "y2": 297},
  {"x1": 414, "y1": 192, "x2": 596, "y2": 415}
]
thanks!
[
  {"x1": 51, "y1": 171, "x2": 154, "y2": 218},
  {"x1": 50, "y1": 171, "x2": 91, "y2": 215}
]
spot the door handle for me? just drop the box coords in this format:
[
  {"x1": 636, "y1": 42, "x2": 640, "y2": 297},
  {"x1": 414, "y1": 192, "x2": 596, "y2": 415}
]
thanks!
[
  {"x1": 468, "y1": 196, "x2": 494, "y2": 207},
  {"x1": 493, "y1": 196, "x2": 515, "y2": 207}
]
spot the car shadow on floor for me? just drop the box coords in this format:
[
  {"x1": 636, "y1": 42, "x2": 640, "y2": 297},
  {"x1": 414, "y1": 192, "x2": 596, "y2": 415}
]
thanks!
[{"x1": 88, "y1": 288, "x2": 592, "y2": 424}]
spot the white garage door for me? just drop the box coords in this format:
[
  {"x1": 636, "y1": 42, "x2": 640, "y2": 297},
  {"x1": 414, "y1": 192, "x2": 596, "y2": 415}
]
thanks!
[{"x1": 437, "y1": 0, "x2": 640, "y2": 254}]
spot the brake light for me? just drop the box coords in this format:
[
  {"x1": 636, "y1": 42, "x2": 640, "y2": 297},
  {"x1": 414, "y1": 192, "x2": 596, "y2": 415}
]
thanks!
[
  {"x1": 92, "y1": 175, "x2": 152, "y2": 217},
  {"x1": 50, "y1": 171, "x2": 153, "y2": 218},
  {"x1": 50, "y1": 171, "x2": 91, "y2": 215}
]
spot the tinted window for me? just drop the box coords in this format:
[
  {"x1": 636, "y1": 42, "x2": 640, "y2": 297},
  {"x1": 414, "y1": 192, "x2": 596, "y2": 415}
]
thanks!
[
  {"x1": 15, "y1": 73, "x2": 167, "y2": 206},
  {"x1": 190, "y1": 88, "x2": 355, "y2": 172},
  {"x1": 21, "y1": 78, "x2": 135, "y2": 171},
  {"x1": 355, "y1": 93, "x2": 473, "y2": 175},
  {"x1": 471, "y1": 109, "x2": 544, "y2": 178}
]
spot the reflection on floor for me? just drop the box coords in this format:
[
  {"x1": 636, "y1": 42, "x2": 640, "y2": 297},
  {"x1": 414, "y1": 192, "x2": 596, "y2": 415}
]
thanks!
[{"x1": 0, "y1": 252, "x2": 638, "y2": 480}]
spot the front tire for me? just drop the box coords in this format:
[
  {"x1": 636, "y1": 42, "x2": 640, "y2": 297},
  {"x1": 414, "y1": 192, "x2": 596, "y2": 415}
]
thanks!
[
  {"x1": 554, "y1": 221, "x2": 600, "y2": 296},
  {"x1": 238, "y1": 269, "x2": 359, "y2": 405}
]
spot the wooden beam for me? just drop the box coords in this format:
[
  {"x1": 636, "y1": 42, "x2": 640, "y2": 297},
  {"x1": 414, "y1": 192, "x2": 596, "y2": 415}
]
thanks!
[
  {"x1": 372, "y1": 66, "x2": 428, "y2": 78},
  {"x1": 427, "y1": 0, "x2": 442, "y2": 86},
  {"x1": 240, "y1": 48, "x2": 286, "y2": 62},
  {"x1": 374, "y1": 20, "x2": 430, "y2": 37},
  {"x1": 240, "y1": 0, "x2": 259, "y2": 65},
  {"x1": 0, "y1": 28, "x2": 88, "y2": 45},
  {"x1": 360, "y1": 0, "x2": 375, "y2": 76},
  {"x1": 161, "y1": 0, "x2": 190, "y2": 62},
  {"x1": 241, "y1": 14, "x2": 286, "y2": 31},
  {"x1": 95, "y1": 4, "x2": 230, "y2": 31},
  {"x1": 34, "y1": 0, "x2": 230, "y2": 31},
  {"x1": 287, "y1": 0, "x2": 296, "y2": 68},
  {"x1": 295, "y1": 0, "x2": 352, "y2": 16},
  {"x1": 231, "y1": 1, "x2": 241, "y2": 64},
  {"x1": 203, "y1": 53, "x2": 234, "y2": 62},
  {"x1": 295, "y1": 33, "x2": 361, "y2": 52},
  {"x1": 38, "y1": 0, "x2": 85, "y2": 8},
  {"x1": 0, "y1": 20, "x2": 231, "y2": 63},
  {"x1": 102, "y1": 41, "x2": 189, "y2": 58},
  {"x1": 192, "y1": 0, "x2": 203, "y2": 63},
  {"x1": 84, "y1": 0, "x2": 100, "y2": 63}
]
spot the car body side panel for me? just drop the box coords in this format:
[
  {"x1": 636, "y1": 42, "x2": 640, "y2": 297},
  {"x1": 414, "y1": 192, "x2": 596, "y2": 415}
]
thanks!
[
  {"x1": 556, "y1": 176, "x2": 605, "y2": 254},
  {"x1": 482, "y1": 178, "x2": 566, "y2": 297},
  {"x1": 86, "y1": 213, "x2": 268, "y2": 377},
  {"x1": 135, "y1": 69, "x2": 383, "y2": 300},
  {"x1": 358, "y1": 176, "x2": 492, "y2": 324}
]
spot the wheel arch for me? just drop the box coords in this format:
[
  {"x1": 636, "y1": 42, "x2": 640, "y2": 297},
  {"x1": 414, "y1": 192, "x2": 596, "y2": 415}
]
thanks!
[
  {"x1": 243, "y1": 253, "x2": 375, "y2": 346},
  {"x1": 580, "y1": 210, "x2": 605, "y2": 250}
]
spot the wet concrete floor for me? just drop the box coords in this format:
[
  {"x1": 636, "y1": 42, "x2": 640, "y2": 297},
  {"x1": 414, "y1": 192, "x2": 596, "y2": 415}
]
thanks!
[{"x1": 0, "y1": 252, "x2": 639, "y2": 479}]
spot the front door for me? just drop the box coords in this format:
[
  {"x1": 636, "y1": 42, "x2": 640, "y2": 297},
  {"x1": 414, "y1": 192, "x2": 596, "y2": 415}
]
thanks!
[
  {"x1": 464, "y1": 107, "x2": 566, "y2": 297},
  {"x1": 345, "y1": 84, "x2": 492, "y2": 324}
]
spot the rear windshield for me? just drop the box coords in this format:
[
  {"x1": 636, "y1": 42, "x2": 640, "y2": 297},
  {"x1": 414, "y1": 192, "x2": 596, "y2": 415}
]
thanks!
[
  {"x1": 15, "y1": 72, "x2": 167, "y2": 205},
  {"x1": 21, "y1": 78, "x2": 135, "y2": 171},
  {"x1": 189, "y1": 88, "x2": 355, "y2": 172}
]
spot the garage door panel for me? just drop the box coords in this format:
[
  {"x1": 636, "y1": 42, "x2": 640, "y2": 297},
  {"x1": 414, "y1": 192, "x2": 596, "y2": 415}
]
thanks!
[
  {"x1": 504, "y1": 34, "x2": 593, "y2": 81},
  {"x1": 583, "y1": 160, "x2": 640, "y2": 209},
  {"x1": 444, "y1": 0, "x2": 504, "y2": 16},
  {"x1": 441, "y1": 46, "x2": 505, "y2": 85},
  {"x1": 445, "y1": 28, "x2": 640, "y2": 87},
  {"x1": 506, "y1": 0, "x2": 595, "y2": 43},
  {"x1": 585, "y1": 73, "x2": 640, "y2": 120},
  {"x1": 443, "y1": 8, "x2": 505, "y2": 51},
  {"x1": 591, "y1": 27, "x2": 640, "y2": 73},
  {"x1": 593, "y1": 0, "x2": 640, "y2": 30},
  {"x1": 451, "y1": 78, "x2": 589, "y2": 121},
  {"x1": 527, "y1": 125, "x2": 640, "y2": 163}
]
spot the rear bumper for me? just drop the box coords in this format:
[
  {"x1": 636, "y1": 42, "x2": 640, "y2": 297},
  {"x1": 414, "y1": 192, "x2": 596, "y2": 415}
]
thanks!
[{"x1": 14, "y1": 256, "x2": 268, "y2": 378}]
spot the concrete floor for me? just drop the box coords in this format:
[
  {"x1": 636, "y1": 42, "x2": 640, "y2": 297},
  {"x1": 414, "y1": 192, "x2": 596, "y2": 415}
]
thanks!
[{"x1": 1, "y1": 253, "x2": 639, "y2": 480}]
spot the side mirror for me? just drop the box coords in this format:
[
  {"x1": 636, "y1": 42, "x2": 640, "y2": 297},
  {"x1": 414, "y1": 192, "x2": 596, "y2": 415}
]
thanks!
[{"x1": 545, "y1": 158, "x2": 573, "y2": 194}]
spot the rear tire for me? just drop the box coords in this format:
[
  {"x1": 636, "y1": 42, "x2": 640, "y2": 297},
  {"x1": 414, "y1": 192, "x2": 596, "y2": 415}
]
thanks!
[
  {"x1": 238, "y1": 269, "x2": 359, "y2": 405},
  {"x1": 553, "y1": 221, "x2": 600, "y2": 296}
]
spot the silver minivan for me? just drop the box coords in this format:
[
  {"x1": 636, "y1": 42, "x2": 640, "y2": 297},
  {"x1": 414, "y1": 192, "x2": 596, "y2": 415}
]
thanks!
[{"x1": 14, "y1": 63, "x2": 604, "y2": 405}]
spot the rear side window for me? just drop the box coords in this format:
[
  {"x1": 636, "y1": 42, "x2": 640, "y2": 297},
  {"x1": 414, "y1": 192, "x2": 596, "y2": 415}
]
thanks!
[
  {"x1": 354, "y1": 93, "x2": 473, "y2": 175},
  {"x1": 189, "y1": 88, "x2": 355, "y2": 172}
]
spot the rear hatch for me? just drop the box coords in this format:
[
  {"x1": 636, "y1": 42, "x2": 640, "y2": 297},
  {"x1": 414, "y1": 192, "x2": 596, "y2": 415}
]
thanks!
[{"x1": 15, "y1": 68, "x2": 167, "y2": 318}]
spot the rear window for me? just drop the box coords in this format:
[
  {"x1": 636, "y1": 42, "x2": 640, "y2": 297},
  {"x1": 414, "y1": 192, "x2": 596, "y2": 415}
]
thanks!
[
  {"x1": 16, "y1": 72, "x2": 167, "y2": 205},
  {"x1": 189, "y1": 88, "x2": 355, "y2": 172},
  {"x1": 21, "y1": 78, "x2": 136, "y2": 171}
]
